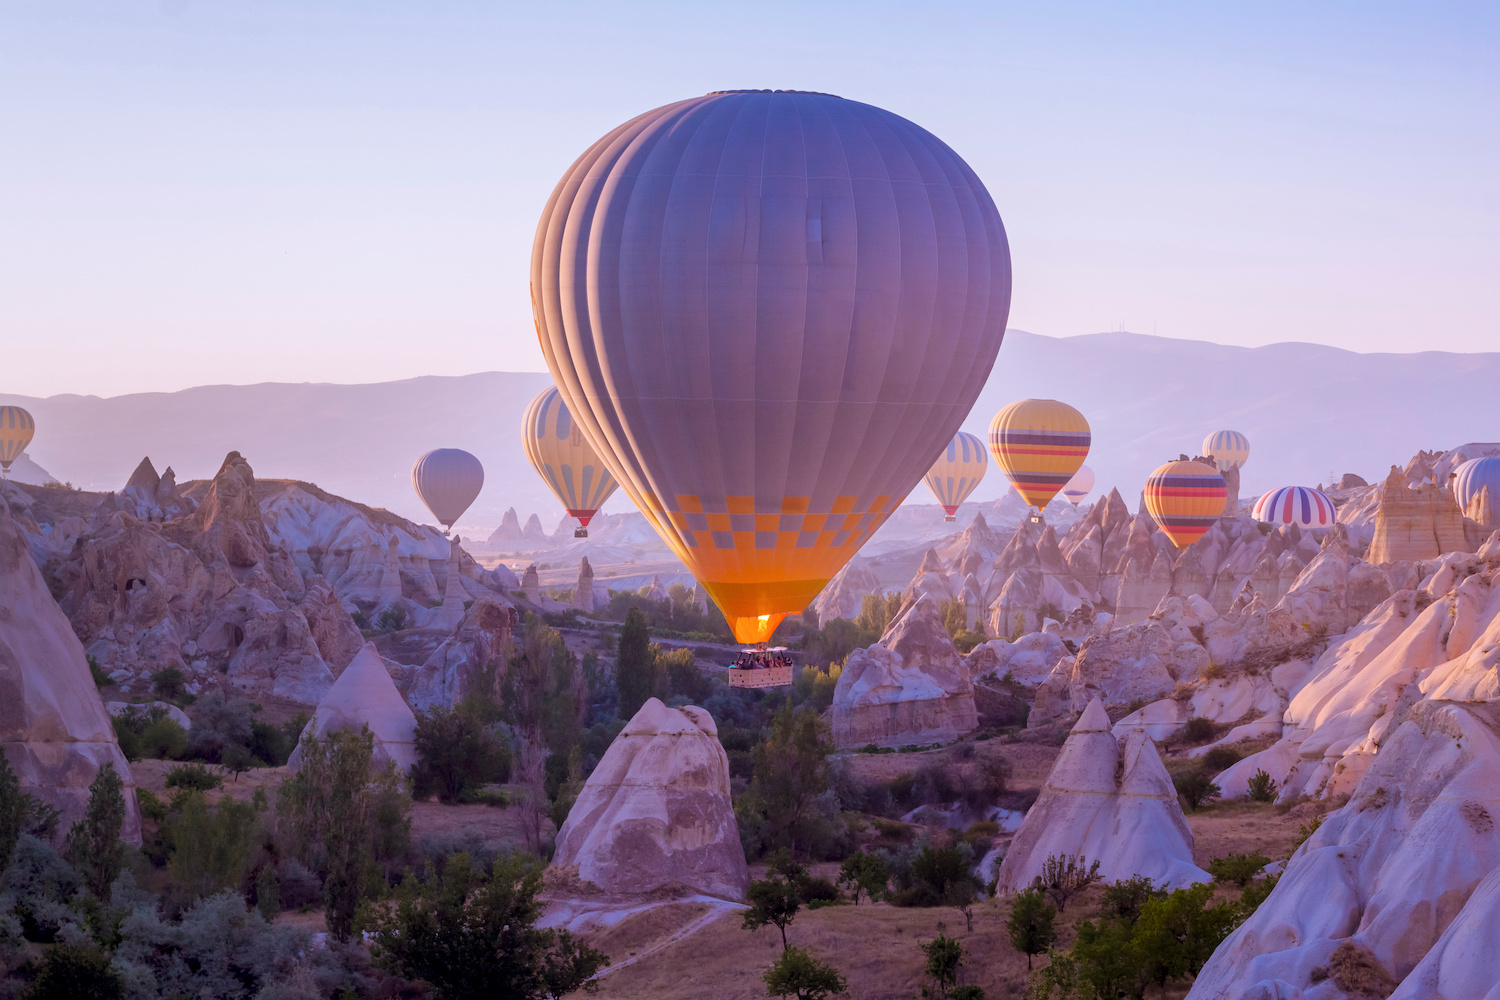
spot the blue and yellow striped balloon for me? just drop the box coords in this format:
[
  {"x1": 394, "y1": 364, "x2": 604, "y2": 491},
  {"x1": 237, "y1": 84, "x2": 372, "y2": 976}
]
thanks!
[
  {"x1": 1253, "y1": 486, "x2": 1335, "y2": 528},
  {"x1": 522, "y1": 387, "x2": 619, "y2": 531},
  {"x1": 988, "y1": 399, "x2": 1090, "y2": 509},
  {"x1": 0, "y1": 406, "x2": 35, "y2": 472},
  {"x1": 924, "y1": 431, "x2": 988, "y2": 521},
  {"x1": 1202, "y1": 429, "x2": 1249, "y2": 472},
  {"x1": 1144, "y1": 460, "x2": 1227, "y2": 549}
]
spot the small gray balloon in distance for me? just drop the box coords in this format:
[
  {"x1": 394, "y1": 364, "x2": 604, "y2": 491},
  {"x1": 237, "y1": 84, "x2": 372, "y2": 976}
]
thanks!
[{"x1": 411, "y1": 448, "x2": 484, "y2": 533}]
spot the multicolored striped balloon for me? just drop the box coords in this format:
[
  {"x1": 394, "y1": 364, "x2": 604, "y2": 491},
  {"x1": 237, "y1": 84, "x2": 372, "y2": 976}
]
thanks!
[
  {"x1": 988, "y1": 399, "x2": 1090, "y2": 509},
  {"x1": 1202, "y1": 429, "x2": 1249, "y2": 471},
  {"x1": 0, "y1": 406, "x2": 35, "y2": 472},
  {"x1": 1061, "y1": 464, "x2": 1095, "y2": 505},
  {"x1": 924, "y1": 432, "x2": 988, "y2": 521},
  {"x1": 1252, "y1": 486, "x2": 1336, "y2": 528},
  {"x1": 1452, "y1": 457, "x2": 1500, "y2": 518},
  {"x1": 522, "y1": 387, "x2": 619, "y2": 533},
  {"x1": 1144, "y1": 460, "x2": 1227, "y2": 549}
]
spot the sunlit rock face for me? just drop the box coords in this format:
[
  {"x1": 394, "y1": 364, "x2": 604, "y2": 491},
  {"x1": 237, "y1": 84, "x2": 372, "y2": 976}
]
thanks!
[
  {"x1": 289, "y1": 642, "x2": 416, "y2": 774},
  {"x1": 551, "y1": 698, "x2": 748, "y2": 901},
  {"x1": 810, "y1": 554, "x2": 880, "y2": 624},
  {"x1": 1368, "y1": 465, "x2": 1471, "y2": 564},
  {"x1": 829, "y1": 597, "x2": 978, "y2": 750},
  {"x1": 996, "y1": 699, "x2": 1208, "y2": 892},
  {"x1": 0, "y1": 504, "x2": 141, "y2": 846}
]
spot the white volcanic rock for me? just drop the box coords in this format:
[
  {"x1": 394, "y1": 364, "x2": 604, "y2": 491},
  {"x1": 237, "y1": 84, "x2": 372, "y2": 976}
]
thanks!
[
  {"x1": 1368, "y1": 466, "x2": 1472, "y2": 564},
  {"x1": 297, "y1": 576, "x2": 364, "y2": 676},
  {"x1": 830, "y1": 597, "x2": 978, "y2": 749},
  {"x1": 551, "y1": 698, "x2": 748, "y2": 900},
  {"x1": 643, "y1": 575, "x2": 668, "y2": 602},
  {"x1": 0, "y1": 504, "x2": 141, "y2": 846},
  {"x1": 408, "y1": 599, "x2": 518, "y2": 710},
  {"x1": 521, "y1": 564, "x2": 540, "y2": 602},
  {"x1": 572, "y1": 556, "x2": 597, "y2": 612},
  {"x1": 966, "y1": 632, "x2": 1071, "y2": 688},
  {"x1": 1274, "y1": 525, "x2": 1393, "y2": 635},
  {"x1": 1387, "y1": 866, "x2": 1500, "y2": 1000},
  {"x1": 996, "y1": 700, "x2": 1208, "y2": 892},
  {"x1": 429, "y1": 537, "x2": 467, "y2": 631},
  {"x1": 289, "y1": 642, "x2": 417, "y2": 774},
  {"x1": 904, "y1": 548, "x2": 956, "y2": 605},
  {"x1": 486, "y1": 507, "x2": 524, "y2": 545},
  {"x1": 811, "y1": 554, "x2": 881, "y2": 623},
  {"x1": 1187, "y1": 700, "x2": 1500, "y2": 999}
]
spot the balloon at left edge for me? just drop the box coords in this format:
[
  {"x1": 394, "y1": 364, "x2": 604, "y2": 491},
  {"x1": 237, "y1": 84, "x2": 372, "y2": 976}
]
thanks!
[
  {"x1": 0, "y1": 406, "x2": 36, "y2": 473},
  {"x1": 531, "y1": 90, "x2": 1012, "y2": 643},
  {"x1": 411, "y1": 449, "x2": 484, "y2": 534}
]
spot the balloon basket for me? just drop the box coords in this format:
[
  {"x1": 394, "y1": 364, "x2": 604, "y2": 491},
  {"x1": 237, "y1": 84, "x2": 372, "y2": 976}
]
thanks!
[
  {"x1": 943, "y1": 515, "x2": 956, "y2": 522},
  {"x1": 728, "y1": 664, "x2": 794, "y2": 689},
  {"x1": 574, "y1": 527, "x2": 588, "y2": 538}
]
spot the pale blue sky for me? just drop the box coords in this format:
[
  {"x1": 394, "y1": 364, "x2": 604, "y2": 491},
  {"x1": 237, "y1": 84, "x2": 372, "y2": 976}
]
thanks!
[{"x1": 3, "y1": 1, "x2": 1496, "y2": 397}]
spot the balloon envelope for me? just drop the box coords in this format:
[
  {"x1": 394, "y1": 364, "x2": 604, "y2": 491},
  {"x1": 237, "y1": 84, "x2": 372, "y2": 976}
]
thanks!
[
  {"x1": 531, "y1": 90, "x2": 1011, "y2": 643},
  {"x1": 522, "y1": 387, "x2": 619, "y2": 528},
  {"x1": 0, "y1": 406, "x2": 35, "y2": 472},
  {"x1": 1144, "y1": 460, "x2": 1226, "y2": 549},
  {"x1": 411, "y1": 449, "x2": 484, "y2": 531},
  {"x1": 1452, "y1": 457, "x2": 1500, "y2": 519},
  {"x1": 924, "y1": 432, "x2": 988, "y2": 518},
  {"x1": 988, "y1": 399, "x2": 1090, "y2": 509},
  {"x1": 1061, "y1": 464, "x2": 1095, "y2": 505},
  {"x1": 1202, "y1": 430, "x2": 1249, "y2": 471},
  {"x1": 1253, "y1": 486, "x2": 1335, "y2": 528}
]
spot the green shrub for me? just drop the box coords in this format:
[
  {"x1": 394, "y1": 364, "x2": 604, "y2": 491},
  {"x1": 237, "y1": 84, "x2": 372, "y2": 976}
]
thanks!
[
  {"x1": 1005, "y1": 888, "x2": 1056, "y2": 970},
  {"x1": 1247, "y1": 768, "x2": 1278, "y2": 802},
  {"x1": 1173, "y1": 769, "x2": 1222, "y2": 811},
  {"x1": 150, "y1": 667, "x2": 190, "y2": 703},
  {"x1": 19, "y1": 943, "x2": 122, "y2": 1000},
  {"x1": 87, "y1": 656, "x2": 112, "y2": 690},
  {"x1": 410, "y1": 699, "x2": 510, "y2": 803},
  {"x1": 63, "y1": 764, "x2": 126, "y2": 899},
  {"x1": 1202, "y1": 746, "x2": 1242, "y2": 772},
  {"x1": 764, "y1": 946, "x2": 847, "y2": 999},
  {"x1": 1208, "y1": 853, "x2": 1271, "y2": 888},
  {"x1": 165, "y1": 763, "x2": 222, "y2": 792},
  {"x1": 1179, "y1": 717, "x2": 1216, "y2": 743}
]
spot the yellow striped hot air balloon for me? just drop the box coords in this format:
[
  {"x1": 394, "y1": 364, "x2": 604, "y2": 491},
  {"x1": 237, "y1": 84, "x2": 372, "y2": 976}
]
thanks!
[
  {"x1": 924, "y1": 432, "x2": 988, "y2": 521},
  {"x1": 0, "y1": 406, "x2": 35, "y2": 473},
  {"x1": 1202, "y1": 430, "x2": 1249, "y2": 471},
  {"x1": 1144, "y1": 460, "x2": 1227, "y2": 549},
  {"x1": 988, "y1": 399, "x2": 1090, "y2": 510},
  {"x1": 522, "y1": 387, "x2": 619, "y2": 538}
]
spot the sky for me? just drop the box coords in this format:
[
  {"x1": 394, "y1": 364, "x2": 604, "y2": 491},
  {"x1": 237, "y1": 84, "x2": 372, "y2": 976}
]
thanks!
[{"x1": 3, "y1": 1, "x2": 1496, "y2": 399}]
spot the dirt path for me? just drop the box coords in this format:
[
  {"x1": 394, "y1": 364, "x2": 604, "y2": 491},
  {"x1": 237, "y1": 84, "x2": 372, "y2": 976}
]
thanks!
[{"x1": 590, "y1": 898, "x2": 747, "y2": 982}]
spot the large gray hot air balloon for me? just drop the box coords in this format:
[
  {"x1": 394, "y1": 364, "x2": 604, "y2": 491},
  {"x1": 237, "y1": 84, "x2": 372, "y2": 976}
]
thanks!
[
  {"x1": 532, "y1": 90, "x2": 1011, "y2": 642},
  {"x1": 411, "y1": 449, "x2": 484, "y2": 535}
]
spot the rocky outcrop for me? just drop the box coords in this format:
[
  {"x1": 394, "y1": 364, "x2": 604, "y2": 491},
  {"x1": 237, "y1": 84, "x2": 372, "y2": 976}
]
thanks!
[
  {"x1": 573, "y1": 556, "x2": 597, "y2": 612},
  {"x1": 289, "y1": 643, "x2": 417, "y2": 774},
  {"x1": 811, "y1": 555, "x2": 880, "y2": 623},
  {"x1": 486, "y1": 507, "x2": 524, "y2": 546},
  {"x1": 997, "y1": 700, "x2": 1208, "y2": 892},
  {"x1": 1368, "y1": 466, "x2": 1471, "y2": 564},
  {"x1": 830, "y1": 597, "x2": 978, "y2": 749},
  {"x1": 408, "y1": 600, "x2": 517, "y2": 710},
  {"x1": 0, "y1": 504, "x2": 140, "y2": 845},
  {"x1": 551, "y1": 698, "x2": 748, "y2": 901}
]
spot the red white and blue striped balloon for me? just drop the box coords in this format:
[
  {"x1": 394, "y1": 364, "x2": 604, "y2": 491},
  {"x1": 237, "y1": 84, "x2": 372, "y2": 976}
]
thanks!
[
  {"x1": 1452, "y1": 457, "x2": 1500, "y2": 517},
  {"x1": 1252, "y1": 486, "x2": 1336, "y2": 528}
]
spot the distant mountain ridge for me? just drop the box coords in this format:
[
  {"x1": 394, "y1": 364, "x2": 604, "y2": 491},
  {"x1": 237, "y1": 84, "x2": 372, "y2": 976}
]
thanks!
[{"x1": 4, "y1": 331, "x2": 1496, "y2": 536}]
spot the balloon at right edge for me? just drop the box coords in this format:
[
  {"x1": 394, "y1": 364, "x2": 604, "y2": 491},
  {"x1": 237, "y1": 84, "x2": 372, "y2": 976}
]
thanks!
[
  {"x1": 988, "y1": 399, "x2": 1090, "y2": 510},
  {"x1": 1145, "y1": 460, "x2": 1227, "y2": 549},
  {"x1": 0, "y1": 406, "x2": 35, "y2": 472},
  {"x1": 1203, "y1": 429, "x2": 1249, "y2": 471}
]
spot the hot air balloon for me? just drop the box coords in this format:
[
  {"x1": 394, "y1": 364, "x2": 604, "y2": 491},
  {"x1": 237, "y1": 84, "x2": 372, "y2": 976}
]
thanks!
[
  {"x1": 531, "y1": 91, "x2": 1011, "y2": 644},
  {"x1": 988, "y1": 399, "x2": 1090, "y2": 512},
  {"x1": 522, "y1": 387, "x2": 620, "y2": 538},
  {"x1": 1202, "y1": 430, "x2": 1249, "y2": 471},
  {"x1": 924, "y1": 432, "x2": 988, "y2": 522},
  {"x1": 1252, "y1": 486, "x2": 1336, "y2": 528},
  {"x1": 1452, "y1": 456, "x2": 1500, "y2": 520},
  {"x1": 1061, "y1": 464, "x2": 1095, "y2": 505},
  {"x1": 411, "y1": 449, "x2": 483, "y2": 535},
  {"x1": 0, "y1": 406, "x2": 36, "y2": 474},
  {"x1": 1144, "y1": 460, "x2": 1227, "y2": 549}
]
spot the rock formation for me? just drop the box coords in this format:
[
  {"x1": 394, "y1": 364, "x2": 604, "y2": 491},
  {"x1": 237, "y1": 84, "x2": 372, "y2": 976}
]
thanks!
[
  {"x1": 0, "y1": 504, "x2": 141, "y2": 845},
  {"x1": 997, "y1": 700, "x2": 1208, "y2": 892},
  {"x1": 486, "y1": 507, "x2": 524, "y2": 545},
  {"x1": 408, "y1": 600, "x2": 517, "y2": 710},
  {"x1": 829, "y1": 597, "x2": 978, "y2": 749},
  {"x1": 521, "y1": 564, "x2": 540, "y2": 602},
  {"x1": 429, "y1": 537, "x2": 468, "y2": 631},
  {"x1": 573, "y1": 556, "x2": 597, "y2": 612},
  {"x1": 1368, "y1": 465, "x2": 1471, "y2": 563},
  {"x1": 289, "y1": 643, "x2": 417, "y2": 774},
  {"x1": 551, "y1": 697, "x2": 748, "y2": 900}
]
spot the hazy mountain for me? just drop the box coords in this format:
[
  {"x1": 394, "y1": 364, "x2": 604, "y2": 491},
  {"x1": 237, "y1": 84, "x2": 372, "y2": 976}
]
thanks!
[{"x1": 4, "y1": 331, "x2": 1495, "y2": 536}]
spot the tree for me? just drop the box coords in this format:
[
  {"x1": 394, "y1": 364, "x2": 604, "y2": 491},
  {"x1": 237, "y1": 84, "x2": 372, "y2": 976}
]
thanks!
[
  {"x1": 738, "y1": 702, "x2": 831, "y2": 859},
  {"x1": 743, "y1": 861, "x2": 802, "y2": 951},
  {"x1": 920, "y1": 933, "x2": 984, "y2": 999},
  {"x1": 65, "y1": 763, "x2": 126, "y2": 898},
  {"x1": 913, "y1": 845, "x2": 982, "y2": 930},
  {"x1": 836, "y1": 851, "x2": 888, "y2": 905},
  {"x1": 1208, "y1": 853, "x2": 1271, "y2": 889},
  {"x1": 615, "y1": 606, "x2": 656, "y2": 717},
  {"x1": 1100, "y1": 875, "x2": 1162, "y2": 924},
  {"x1": 1006, "y1": 889, "x2": 1057, "y2": 970},
  {"x1": 166, "y1": 791, "x2": 258, "y2": 900},
  {"x1": 0, "y1": 753, "x2": 29, "y2": 873},
  {"x1": 19, "y1": 943, "x2": 122, "y2": 1000},
  {"x1": 1173, "y1": 769, "x2": 1222, "y2": 811},
  {"x1": 365, "y1": 851, "x2": 607, "y2": 1000},
  {"x1": 411, "y1": 698, "x2": 510, "y2": 802},
  {"x1": 1246, "y1": 768, "x2": 1278, "y2": 802},
  {"x1": 1031, "y1": 854, "x2": 1101, "y2": 913},
  {"x1": 763, "y1": 946, "x2": 847, "y2": 1000}
]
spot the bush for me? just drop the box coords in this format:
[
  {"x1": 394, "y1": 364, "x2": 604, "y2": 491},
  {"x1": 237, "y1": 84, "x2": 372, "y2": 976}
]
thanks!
[
  {"x1": 764, "y1": 946, "x2": 847, "y2": 999},
  {"x1": 150, "y1": 667, "x2": 190, "y2": 703},
  {"x1": 19, "y1": 943, "x2": 122, "y2": 1000},
  {"x1": 837, "y1": 852, "x2": 889, "y2": 905},
  {"x1": 87, "y1": 656, "x2": 112, "y2": 690},
  {"x1": 1202, "y1": 746, "x2": 1242, "y2": 772},
  {"x1": 410, "y1": 699, "x2": 511, "y2": 803},
  {"x1": 1101, "y1": 875, "x2": 1163, "y2": 923},
  {"x1": 365, "y1": 852, "x2": 607, "y2": 999},
  {"x1": 185, "y1": 692, "x2": 253, "y2": 763},
  {"x1": 1326, "y1": 940, "x2": 1398, "y2": 997},
  {"x1": 1173, "y1": 769, "x2": 1222, "y2": 811},
  {"x1": 1179, "y1": 717, "x2": 1216, "y2": 744},
  {"x1": 164, "y1": 763, "x2": 222, "y2": 792},
  {"x1": 1031, "y1": 853, "x2": 1101, "y2": 913},
  {"x1": 111, "y1": 706, "x2": 187, "y2": 762},
  {"x1": 165, "y1": 791, "x2": 259, "y2": 902},
  {"x1": 1005, "y1": 888, "x2": 1057, "y2": 970},
  {"x1": 1247, "y1": 768, "x2": 1278, "y2": 802},
  {"x1": 1208, "y1": 853, "x2": 1271, "y2": 889}
]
